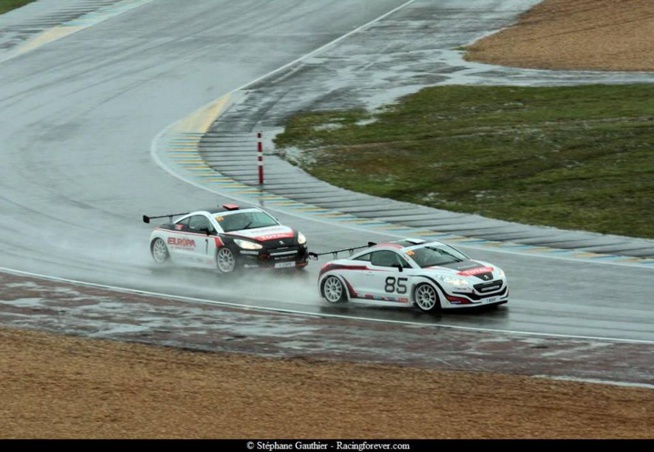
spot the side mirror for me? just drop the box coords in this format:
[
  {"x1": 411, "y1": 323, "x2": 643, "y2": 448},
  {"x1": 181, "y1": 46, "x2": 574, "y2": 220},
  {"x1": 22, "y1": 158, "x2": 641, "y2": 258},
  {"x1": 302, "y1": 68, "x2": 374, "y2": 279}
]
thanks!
[{"x1": 393, "y1": 264, "x2": 404, "y2": 272}]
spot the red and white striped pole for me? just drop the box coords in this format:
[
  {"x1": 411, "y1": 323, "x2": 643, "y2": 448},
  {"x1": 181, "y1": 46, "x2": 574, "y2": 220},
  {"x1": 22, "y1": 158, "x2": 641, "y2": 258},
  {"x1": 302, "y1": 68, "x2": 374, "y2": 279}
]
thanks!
[{"x1": 257, "y1": 131, "x2": 264, "y2": 185}]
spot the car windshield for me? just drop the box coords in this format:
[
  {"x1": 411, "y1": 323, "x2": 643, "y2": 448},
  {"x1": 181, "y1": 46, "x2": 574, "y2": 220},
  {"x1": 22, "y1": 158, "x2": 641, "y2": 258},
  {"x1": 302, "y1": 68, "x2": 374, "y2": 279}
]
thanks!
[
  {"x1": 215, "y1": 210, "x2": 279, "y2": 232},
  {"x1": 407, "y1": 244, "x2": 468, "y2": 268}
]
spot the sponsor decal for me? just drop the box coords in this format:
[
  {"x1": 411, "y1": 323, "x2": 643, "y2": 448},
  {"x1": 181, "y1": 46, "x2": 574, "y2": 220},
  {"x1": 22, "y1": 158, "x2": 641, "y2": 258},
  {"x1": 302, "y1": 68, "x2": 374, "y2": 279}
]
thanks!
[
  {"x1": 232, "y1": 226, "x2": 294, "y2": 242},
  {"x1": 214, "y1": 237, "x2": 224, "y2": 248},
  {"x1": 362, "y1": 293, "x2": 406, "y2": 303},
  {"x1": 167, "y1": 237, "x2": 196, "y2": 248},
  {"x1": 254, "y1": 232, "x2": 295, "y2": 241},
  {"x1": 458, "y1": 266, "x2": 494, "y2": 276}
]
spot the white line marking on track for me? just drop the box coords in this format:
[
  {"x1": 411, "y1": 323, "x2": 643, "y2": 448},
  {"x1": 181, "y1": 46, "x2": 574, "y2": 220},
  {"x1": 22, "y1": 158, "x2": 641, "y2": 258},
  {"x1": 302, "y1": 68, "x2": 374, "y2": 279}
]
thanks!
[{"x1": 2, "y1": 266, "x2": 653, "y2": 345}]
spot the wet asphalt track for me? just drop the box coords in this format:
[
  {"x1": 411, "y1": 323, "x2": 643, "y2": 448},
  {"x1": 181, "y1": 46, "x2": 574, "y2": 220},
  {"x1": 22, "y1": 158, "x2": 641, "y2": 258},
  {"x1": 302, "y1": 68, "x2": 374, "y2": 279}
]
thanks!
[{"x1": 0, "y1": 0, "x2": 652, "y2": 384}]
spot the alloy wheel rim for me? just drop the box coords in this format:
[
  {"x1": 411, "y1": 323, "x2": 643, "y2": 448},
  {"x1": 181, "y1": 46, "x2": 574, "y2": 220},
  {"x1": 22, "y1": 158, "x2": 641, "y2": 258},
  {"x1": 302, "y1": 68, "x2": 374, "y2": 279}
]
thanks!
[
  {"x1": 416, "y1": 286, "x2": 435, "y2": 310},
  {"x1": 152, "y1": 240, "x2": 167, "y2": 262},
  {"x1": 218, "y1": 249, "x2": 235, "y2": 272},
  {"x1": 325, "y1": 278, "x2": 342, "y2": 302}
]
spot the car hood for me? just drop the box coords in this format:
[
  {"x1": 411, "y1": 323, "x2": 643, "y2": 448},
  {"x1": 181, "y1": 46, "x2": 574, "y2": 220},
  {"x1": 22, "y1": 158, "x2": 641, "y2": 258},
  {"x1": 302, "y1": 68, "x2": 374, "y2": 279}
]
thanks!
[
  {"x1": 229, "y1": 225, "x2": 295, "y2": 242},
  {"x1": 426, "y1": 259, "x2": 498, "y2": 280}
]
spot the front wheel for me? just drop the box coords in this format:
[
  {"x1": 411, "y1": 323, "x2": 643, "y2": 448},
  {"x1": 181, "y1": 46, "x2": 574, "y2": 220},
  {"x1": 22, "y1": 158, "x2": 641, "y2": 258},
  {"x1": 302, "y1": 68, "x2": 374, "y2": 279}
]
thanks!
[
  {"x1": 321, "y1": 275, "x2": 347, "y2": 303},
  {"x1": 216, "y1": 247, "x2": 238, "y2": 273},
  {"x1": 150, "y1": 238, "x2": 170, "y2": 264},
  {"x1": 413, "y1": 283, "x2": 440, "y2": 312}
]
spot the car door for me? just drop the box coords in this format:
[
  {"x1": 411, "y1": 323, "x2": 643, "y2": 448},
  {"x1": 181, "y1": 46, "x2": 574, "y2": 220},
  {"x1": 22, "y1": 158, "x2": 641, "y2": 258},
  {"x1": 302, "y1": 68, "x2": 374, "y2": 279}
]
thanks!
[
  {"x1": 186, "y1": 214, "x2": 219, "y2": 267},
  {"x1": 162, "y1": 216, "x2": 193, "y2": 262},
  {"x1": 366, "y1": 250, "x2": 411, "y2": 302}
]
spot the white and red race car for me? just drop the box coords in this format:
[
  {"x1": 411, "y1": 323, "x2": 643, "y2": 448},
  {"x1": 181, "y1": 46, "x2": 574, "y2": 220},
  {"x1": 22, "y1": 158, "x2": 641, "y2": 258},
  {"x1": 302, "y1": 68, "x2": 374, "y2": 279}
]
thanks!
[
  {"x1": 313, "y1": 238, "x2": 508, "y2": 312},
  {"x1": 143, "y1": 204, "x2": 309, "y2": 273}
]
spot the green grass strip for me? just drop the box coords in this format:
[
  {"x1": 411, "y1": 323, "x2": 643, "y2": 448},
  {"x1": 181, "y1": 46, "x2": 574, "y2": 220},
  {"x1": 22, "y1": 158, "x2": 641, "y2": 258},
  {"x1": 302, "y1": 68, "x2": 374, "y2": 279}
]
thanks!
[
  {"x1": 0, "y1": 0, "x2": 36, "y2": 15},
  {"x1": 275, "y1": 84, "x2": 654, "y2": 239}
]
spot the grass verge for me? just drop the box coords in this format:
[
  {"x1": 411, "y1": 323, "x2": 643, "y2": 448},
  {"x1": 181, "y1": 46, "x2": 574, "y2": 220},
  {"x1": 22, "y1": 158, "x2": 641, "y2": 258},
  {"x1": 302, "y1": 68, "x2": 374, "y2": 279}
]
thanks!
[
  {"x1": 0, "y1": 0, "x2": 35, "y2": 15},
  {"x1": 274, "y1": 84, "x2": 654, "y2": 239}
]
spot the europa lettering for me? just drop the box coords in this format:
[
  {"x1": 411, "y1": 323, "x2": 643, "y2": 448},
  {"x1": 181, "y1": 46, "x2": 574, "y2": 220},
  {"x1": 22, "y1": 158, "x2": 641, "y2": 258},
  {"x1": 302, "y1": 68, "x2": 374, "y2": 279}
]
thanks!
[{"x1": 167, "y1": 237, "x2": 196, "y2": 248}]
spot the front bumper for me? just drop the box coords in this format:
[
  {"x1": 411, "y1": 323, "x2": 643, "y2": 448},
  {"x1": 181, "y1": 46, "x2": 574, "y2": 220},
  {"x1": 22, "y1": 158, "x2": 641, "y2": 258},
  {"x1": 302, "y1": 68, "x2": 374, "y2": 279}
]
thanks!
[
  {"x1": 444, "y1": 284, "x2": 509, "y2": 308},
  {"x1": 240, "y1": 245, "x2": 309, "y2": 269}
]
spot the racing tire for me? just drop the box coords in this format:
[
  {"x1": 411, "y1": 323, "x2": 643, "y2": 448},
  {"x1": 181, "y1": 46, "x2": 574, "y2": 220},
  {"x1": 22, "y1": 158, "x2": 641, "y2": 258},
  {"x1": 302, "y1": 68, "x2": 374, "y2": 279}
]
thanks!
[
  {"x1": 414, "y1": 283, "x2": 440, "y2": 313},
  {"x1": 321, "y1": 275, "x2": 347, "y2": 303},
  {"x1": 216, "y1": 247, "x2": 238, "y2": 274},
  {"x1": 150, "y1": 238, "x2": 170, "y2": 264}
]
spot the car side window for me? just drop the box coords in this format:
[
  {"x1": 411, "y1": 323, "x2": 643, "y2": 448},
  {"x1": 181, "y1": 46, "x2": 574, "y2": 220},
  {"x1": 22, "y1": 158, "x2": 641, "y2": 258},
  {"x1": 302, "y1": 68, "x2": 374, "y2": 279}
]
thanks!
[
  {"x1": 174, "y1": 217, "x2": 191, "y2": 231},
  {"x1": 370, "y1": 250, "x2": 409, "y2": 268},
  {"x1": 189, "y1": 215, "x2": 214, "y2": 233},
  {"x1": 353, "y1": 252, "x2": 372, "y2": 262}
]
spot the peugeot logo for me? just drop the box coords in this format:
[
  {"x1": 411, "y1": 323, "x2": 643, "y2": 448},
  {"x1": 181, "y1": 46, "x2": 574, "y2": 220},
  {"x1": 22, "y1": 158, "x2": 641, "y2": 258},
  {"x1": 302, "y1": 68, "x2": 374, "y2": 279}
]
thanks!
[{"x1": 279, "y1": 240, "x2": 285, "y2": 245}]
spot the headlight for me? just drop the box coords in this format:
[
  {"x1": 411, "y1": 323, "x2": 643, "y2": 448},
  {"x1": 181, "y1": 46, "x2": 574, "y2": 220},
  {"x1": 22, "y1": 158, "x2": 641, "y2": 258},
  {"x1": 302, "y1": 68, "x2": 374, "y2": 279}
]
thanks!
[
  {"x1": 234, "y1": 239, "x2": 262, "y2": 250},
  {"x1": 439, "y1": 276, "x2": 470, "y2": 287},
  {"x1": 496, "y1": 268, "x2": 505, "y2": 278},
  {"x1": 298, "y1": 232, "x2": 307, "y2": 245}
]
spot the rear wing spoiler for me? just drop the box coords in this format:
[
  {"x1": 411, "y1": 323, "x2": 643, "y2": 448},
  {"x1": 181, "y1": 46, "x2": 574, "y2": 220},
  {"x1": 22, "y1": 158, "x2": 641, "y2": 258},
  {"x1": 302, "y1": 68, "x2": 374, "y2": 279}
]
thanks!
[
  {"x1": 308, "y1": 242, "x2": 377, "y2": 260},
  {"x1": 142, "y1": 212, "x2": 189, "y2": 224},
  {"x1": 142, "y1": 203, "x2": 241, "y2": 224}
]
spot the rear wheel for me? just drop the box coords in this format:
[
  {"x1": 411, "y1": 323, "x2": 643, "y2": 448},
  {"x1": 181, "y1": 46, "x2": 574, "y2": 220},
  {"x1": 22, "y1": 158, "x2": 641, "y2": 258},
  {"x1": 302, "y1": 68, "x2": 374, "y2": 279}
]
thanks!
[
  {"x1": 216, "y1": 247, "x2": 237, "y2": 273},
  {"x1": 414, "y1": 283, "x2": 440, "y2": 312},
  {"x1": 321, "y1": 275, "x2": 346, "y2": 303},
  {"x1": 150, "y1": 238, "x2": 169, "y2": 264}
]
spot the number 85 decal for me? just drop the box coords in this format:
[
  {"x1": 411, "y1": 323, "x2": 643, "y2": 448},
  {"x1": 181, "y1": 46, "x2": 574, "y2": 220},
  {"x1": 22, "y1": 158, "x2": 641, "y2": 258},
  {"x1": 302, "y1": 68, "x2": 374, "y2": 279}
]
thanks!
[{"x1": 385, "y1": 277, "x2": 408, "y2": 294}]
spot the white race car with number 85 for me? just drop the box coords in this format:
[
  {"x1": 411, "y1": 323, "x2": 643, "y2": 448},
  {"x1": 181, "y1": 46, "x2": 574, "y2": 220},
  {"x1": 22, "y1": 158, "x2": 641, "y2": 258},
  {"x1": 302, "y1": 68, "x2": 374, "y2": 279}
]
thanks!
[{"x1": 314, "y1": 238, "x2": 508, "y2": 313}]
